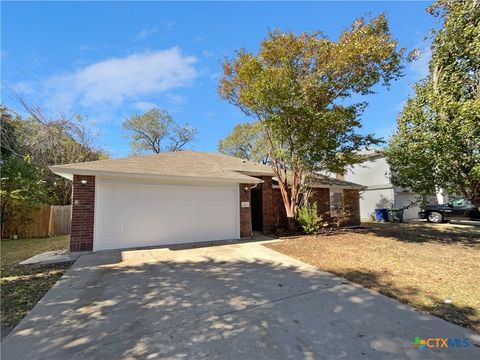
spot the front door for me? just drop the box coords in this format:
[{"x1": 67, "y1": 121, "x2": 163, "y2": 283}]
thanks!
[{"x1": 251, "y1": 187, "x2": 263, "y2": 231}]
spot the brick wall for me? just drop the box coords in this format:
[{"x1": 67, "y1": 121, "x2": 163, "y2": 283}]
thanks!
[
  {"x1": 266, "y1": 186, "x2": 361, "y2": 231},
  {"x1": 239, "y1": 184, "x2": 252, "y2": 238},
  {"x1": 310, "y1": 188, "x2": 331, "y2": 221},
  {"x1": 260, "y1": 176, "x2": 274, "y2": 234},
  {"x1": 272, "y1": 188, "x2": 288, "y2": 230},
  {"x1": 270, "y1": 187, "x2": 332, "y2": 231},
  {"x1": 343, "y1": 189, "x2": 361, "y2": 226},
  {"x1": 70, "y1": 175, "x2": 95, "y2": 252}
]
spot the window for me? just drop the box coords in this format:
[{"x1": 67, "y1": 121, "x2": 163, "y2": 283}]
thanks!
[
  {"x1": 330, "y1": 190, "x2": 343, "y2": 216},
  {"x1": 449, "y1": 198, "x2": 470, "y2": 207}
]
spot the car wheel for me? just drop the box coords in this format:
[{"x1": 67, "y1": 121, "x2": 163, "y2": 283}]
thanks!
[{"x1": 427, "y1": 211, "x2": 443, "y2": 223}]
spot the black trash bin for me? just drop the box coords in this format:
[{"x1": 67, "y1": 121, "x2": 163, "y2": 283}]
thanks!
[{"x1": 389, "y1": 208, "x2": 404, "y2": 223}]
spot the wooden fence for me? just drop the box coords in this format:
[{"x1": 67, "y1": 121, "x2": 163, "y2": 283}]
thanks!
[
  {"x1": 52, "y1": 205, "x2": 71, "y2": 235},
  {"x1": 2, "y1": 205, "x2": 71, "y2": 239}
]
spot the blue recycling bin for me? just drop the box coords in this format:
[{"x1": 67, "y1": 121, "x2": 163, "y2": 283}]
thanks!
[{"x1": 374, "y1": 208, "x2": 389, "y2": 222}]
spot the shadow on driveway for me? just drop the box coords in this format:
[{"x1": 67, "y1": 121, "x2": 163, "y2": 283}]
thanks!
[{"x1": 2, "y1": 244, "x2": 479, "y2": 359}]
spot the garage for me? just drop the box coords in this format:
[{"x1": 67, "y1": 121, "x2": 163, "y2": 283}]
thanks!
[
  {"x1": 94, "y1": 179, "x2": 239, "y2": 251},
  {"x1": 50, "y1": 151, "x2": 272, "y2": 251}
]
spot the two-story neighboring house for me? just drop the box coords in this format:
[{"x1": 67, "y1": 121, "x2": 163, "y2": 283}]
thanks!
[{"x1": 339, "y1": 150, "x2": 424, "y2": 221}]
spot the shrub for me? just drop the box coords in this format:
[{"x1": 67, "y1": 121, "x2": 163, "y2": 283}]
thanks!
[
  {"x1": 298, "y1": 203, "x2": 321, "y2": 234},
  {"x1": 331, "y1": 207, "x2": 352, "y2": 228}
]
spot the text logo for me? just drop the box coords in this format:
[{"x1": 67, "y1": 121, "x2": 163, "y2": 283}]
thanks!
[{"x1": 412, "y1": 337, "x2": 469, "y2": 351}]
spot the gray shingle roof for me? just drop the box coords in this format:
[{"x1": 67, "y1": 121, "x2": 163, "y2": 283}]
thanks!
[
  {"x1": 273, "y1": 174, "x2": 366, "y2": 189},
  {"x1": 308, "y1": 175, "x2": 366, "y2": 189},
  {"x1": 50, "y1": 151, "x2": 273, "y2": 183},
  {"x1": 51, "y1": 151, "x2": 364, "y2": 189}
]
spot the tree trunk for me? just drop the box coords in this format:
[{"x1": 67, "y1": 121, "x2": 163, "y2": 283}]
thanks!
[
  {"x1": 287, "y1": 216, "x2": 297, "y2": 232},
  {"x1": 263, "y1": 128, "x2": 301, "y2": 233},
  {"x1": 472, "y1": 194, "x2": 480, "y2": 210},
  {"x1": 275, "y1": 168, "x2": 300, "y2": 233},
  {"x1": 1, "y1": 200, "x2": 9, "y2": 238}
]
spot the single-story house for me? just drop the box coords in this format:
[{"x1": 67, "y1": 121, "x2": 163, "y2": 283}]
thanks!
[{"x1": 50, "y1": 151, "x2": 364, "y2": 252}]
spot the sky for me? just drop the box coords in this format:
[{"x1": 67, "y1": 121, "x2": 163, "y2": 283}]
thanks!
[{"x1": 1, "y1": 1, "x2": 437, "y2": 158}]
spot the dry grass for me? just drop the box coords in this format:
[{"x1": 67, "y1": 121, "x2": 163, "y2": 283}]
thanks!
[
  {"x1": 1, "y1": 236, "x2": 71, "y2": 339},
  {"x1": 264, "y1": 221, "x2": 480, "y2": 332}
]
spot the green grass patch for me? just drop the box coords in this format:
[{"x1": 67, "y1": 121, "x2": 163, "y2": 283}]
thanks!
[{"x1": 1, "y1": 236, "x2": 71, "y2": 338}]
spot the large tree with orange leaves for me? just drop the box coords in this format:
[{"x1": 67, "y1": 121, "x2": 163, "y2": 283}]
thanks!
[{"x1": 218, "y1": 14, "x2": 404, "y2": 230}]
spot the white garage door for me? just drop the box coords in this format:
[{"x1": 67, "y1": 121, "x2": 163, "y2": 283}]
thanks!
[{"x1": 94, "y1": 182, "x2": 239, "y2": 251}]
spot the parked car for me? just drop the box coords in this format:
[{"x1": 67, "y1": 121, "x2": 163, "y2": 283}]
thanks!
[{"x1": 418, "y1": 198, "x2": 480, "y2": 223}]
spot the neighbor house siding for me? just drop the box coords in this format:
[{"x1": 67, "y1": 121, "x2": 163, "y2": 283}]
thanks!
[
  {"x1": 70, "y1": 175, "x2": 95, "y2": 252},
  {"x1": 343, "y1": 154, "x2": 423, "y2": 220},
  {"x1": 239, "y1": 184, "x2": 252, "y2": 238}
]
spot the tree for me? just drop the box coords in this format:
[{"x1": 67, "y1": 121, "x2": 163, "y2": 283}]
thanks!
[
  {"x1": 1, "y1": 105, "x2": 22, "y2": 157},
  {"x1": 218, "y1": 121, "x2": 269, "y2": 164},
  {"x1": 0, "y1": 155, "x2": 50, "y2": 237},
  {"x1": 123, "y1": 108, "x2": 197, "y2": 154},
  {"x1": 386, "y1": 0, "x2": 480, "y2": 207},
  {"x1": 2, "y1": 103, "x2": 107, "y2": 204},
  {"x1": 15, "y1": 102, "x2": 107, "y2": 205},
  {"x1": 218, "y1": 14, "x2": 404, "y2": 230},
  {"x1": 1, "y1": 103, "x2": 106, "y2": 235},
  {"x1": 1, "y1": 106, "x2": 50, "y2": 236}
]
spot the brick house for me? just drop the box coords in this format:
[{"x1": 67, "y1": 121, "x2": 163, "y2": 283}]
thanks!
[{"x1": 50, "y1": 151, "x2": 364, "y2": 252}]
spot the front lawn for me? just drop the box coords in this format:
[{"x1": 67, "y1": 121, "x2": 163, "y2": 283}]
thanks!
[
  {"x1": 1, "y1": 235, "x2": 71, "y2": 339},
  {"x1": 264, "y1": 222, "x2": 480, "y2": 333}
]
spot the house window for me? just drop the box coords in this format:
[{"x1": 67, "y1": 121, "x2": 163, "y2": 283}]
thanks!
[{"x1": 330, "y1": 190, "x2": 343, "y2": 216}]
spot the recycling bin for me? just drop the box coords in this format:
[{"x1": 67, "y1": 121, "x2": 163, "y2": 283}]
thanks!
[{"x1": 374, "y1": 208, "x2": 389, "y2": 222}]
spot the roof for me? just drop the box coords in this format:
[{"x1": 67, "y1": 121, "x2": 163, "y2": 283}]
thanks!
[
  {"x1": 50, "y1": 151, "x2": 364, "y2": 188},
  {"x1": 309, "y1": 175, "x2": 366, "y2": 189},
  {"x1": 273, "y1": 174, "x2": 366, "y2": 190},
  {"x1": 356, "y1": 149, "x2": 385, "y2": 160},
  {"x1": 50, "y1": 151, "x2": 274, "y2": 184}
]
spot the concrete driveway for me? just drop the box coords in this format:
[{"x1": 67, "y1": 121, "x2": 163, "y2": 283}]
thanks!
[{"x1": 2, "y1": 242, "x2": 479, "y2": 360}]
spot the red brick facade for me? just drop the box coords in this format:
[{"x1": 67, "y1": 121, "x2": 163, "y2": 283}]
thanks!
[
  {"x1": 259, "y1": 176, "x2": 274, "y2": 234},
  {"x1": 343, "y1": 189, "x2": 361, "y2": 226},
  {"x1": 67, "y1": 174, "x2": 360, "y2": 250},
  {"x1": 239, "y1": 184, "x2": 252, "y2": 238},
  {"x1": 272, "y1": 188, "x2": 288, "y2": 230},
  {"x1": 310, "y1": 188, "x2": 331, "y2": 221},
  {"x1": 258, "y1": 182, "x2": 361, "y2": 232},
  {"x1": 70, "y1": 175, "x2": 95, "y2": 252}
]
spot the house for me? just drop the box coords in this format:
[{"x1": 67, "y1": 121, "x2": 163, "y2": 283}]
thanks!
[
  {"x1": 50, "y1": 151, "x2": 364, "y2": 252},
  {"x1": 340, "y1": 150, "x2": 434, "y2": 221}
]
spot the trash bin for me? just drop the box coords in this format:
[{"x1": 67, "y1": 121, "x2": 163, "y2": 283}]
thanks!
[
  {"x1": 389, "y1": 208, "x2": 404, "y2": 223},
  {"x1": 374, "y1": 208, "x2": 389, "y2": 222}
]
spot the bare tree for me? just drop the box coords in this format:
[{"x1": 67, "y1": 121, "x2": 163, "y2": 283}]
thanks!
[
  {"x1": 10, "y1": 98, "x2": 106, "y2": 204},
  {"x1": 122, "y1": 108, "x2": 197, "y2": 154}
]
